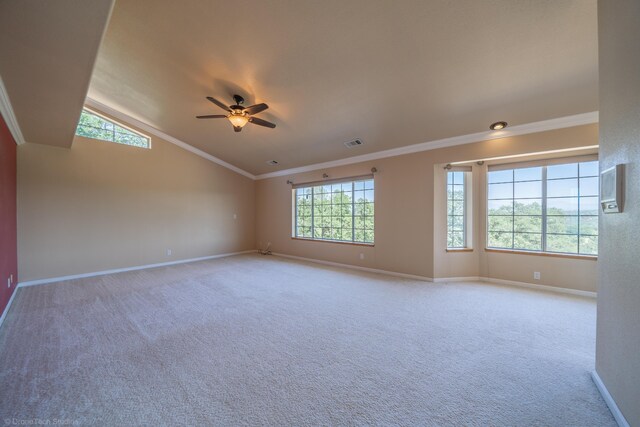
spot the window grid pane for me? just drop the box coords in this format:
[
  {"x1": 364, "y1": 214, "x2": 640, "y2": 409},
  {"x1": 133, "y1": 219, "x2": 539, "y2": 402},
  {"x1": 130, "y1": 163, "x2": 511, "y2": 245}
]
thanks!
[
  {"x1": 294, "y1": 179, "x2": 374, "y2": 244},
  {"x1": 447, "y1": 171, "x2": 467, "y2": 249},
  {"x1": 75, "y1": 109, "x2": 150, "y2": 148},
  {"x1": 487, "y1": 161, "x2": 598, "y2": 255}
]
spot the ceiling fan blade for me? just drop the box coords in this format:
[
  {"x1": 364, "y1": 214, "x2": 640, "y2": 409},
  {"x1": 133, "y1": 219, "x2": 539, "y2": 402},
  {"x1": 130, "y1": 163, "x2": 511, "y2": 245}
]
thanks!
[
  {"x1": 244, "y1": 103, "x2": 269, "y2": 115},
  {"x1": 196, "y1": 114, "x2": 227, "y2": 119},
  {"x1": 248, "y1": 117, "x2": 276, "y2": 128},
  {"x1": 206, "y1": 96, "x2": 231, "y2": 112}
]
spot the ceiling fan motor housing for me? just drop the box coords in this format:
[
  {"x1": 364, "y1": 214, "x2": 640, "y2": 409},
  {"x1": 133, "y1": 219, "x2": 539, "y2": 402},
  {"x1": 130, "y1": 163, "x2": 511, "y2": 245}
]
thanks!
[{"x1": 233, "y1": 94, "x2": 245, "y2": 106}]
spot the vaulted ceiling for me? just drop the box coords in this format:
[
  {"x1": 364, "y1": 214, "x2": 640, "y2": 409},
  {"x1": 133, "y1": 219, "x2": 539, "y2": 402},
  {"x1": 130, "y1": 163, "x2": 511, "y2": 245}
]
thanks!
[
  {"x1": 0, "y1": 0, "x2": 114, "y2": 148},
  {"x1": 88, "y1": 0, "x2": 598, "y2": 175}
]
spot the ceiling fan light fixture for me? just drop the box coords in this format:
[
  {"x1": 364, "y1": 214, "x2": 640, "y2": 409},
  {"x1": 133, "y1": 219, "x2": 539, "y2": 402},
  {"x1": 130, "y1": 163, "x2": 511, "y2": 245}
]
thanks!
[
  {"x1": 228, "y1": 113, "x2": 249, "y2": 128},
  {"x1": 197, "y1": 95, "x2": 275, "y2": 132}
]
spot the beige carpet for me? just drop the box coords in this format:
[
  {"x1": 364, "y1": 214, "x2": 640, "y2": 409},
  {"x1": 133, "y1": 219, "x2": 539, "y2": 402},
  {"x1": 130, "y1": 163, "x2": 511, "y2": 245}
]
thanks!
[{"x1": 0, "y1": 254, "x2": 615, "y2": 426}]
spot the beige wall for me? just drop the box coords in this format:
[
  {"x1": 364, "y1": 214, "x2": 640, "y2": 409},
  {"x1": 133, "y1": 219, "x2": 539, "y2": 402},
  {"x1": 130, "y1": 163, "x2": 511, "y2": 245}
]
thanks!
[
  {"x1": 433, "y1": 149, "x2": 599, "y2": 292},
  {"x1": 596, "y1": 0, "x2": 640, "y2": 424},
  {"x1": 17, "y1": 112, "x2": 601, "y2": 294},
  {"x1": 256, "y1": 124, "x2": 599, "y2": 291},
  {"x1": 18, "y1": 111, "x2": 255, "y2": 282}
]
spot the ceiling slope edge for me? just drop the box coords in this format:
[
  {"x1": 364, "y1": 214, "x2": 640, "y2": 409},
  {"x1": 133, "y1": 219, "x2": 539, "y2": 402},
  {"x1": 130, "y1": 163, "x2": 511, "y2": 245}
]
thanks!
[{"x1": 85, "y1": 97, "x2": 256, "y2": 179}]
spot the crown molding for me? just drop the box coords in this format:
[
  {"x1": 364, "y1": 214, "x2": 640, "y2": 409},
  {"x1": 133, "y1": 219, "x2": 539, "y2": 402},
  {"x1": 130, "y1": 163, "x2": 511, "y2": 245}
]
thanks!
[
  {"x1": 84, "y1": 98, "x2": 256, "y2": 179},
  {"x1": 255, "y1": 111, "x2": 599, "y2": 180},
  {"x1": 0, "y1": 75, "x2": 26, "y2": 145}
]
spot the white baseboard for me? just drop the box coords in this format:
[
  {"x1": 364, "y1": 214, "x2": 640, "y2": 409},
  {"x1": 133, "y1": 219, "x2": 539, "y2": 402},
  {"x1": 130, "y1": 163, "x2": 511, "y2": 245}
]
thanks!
[
  {"x1": 0, "y1": 286, "x2": 20, "y2": 330},
  {"x1": 271, "y1": 252, "x2": 433, "y2": 282},
  {"x1": 591, "y1": 370, "x2": 630, "y2": 427},
  {"x1": 270, "y1": 254, "x2": 595, "y2": 297},
  {"x1": 433, "y1": 276, "x2": 596, "y2": 297},
  {"x1": 18, "y1": 250, "x2": 257, "y2": 287},
  {"x1": 16, "y1": 249, "x2": 596, "y2": 299},
  {"x1": 480, "y1": 277, "x2": 596, "y2": 298},
  {"x1": 433, "y1": 276, "x2": 482, "y2": 283}
]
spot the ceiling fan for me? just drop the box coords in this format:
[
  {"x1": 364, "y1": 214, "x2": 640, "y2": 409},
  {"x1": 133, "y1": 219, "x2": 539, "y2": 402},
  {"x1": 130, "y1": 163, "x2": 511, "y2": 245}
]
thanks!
[{"x1": 196, "y1": 95, "x2": 276, "y2": 132}]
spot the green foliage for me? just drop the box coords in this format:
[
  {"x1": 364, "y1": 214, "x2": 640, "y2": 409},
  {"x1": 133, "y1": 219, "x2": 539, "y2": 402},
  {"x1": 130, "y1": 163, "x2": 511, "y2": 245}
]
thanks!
[
  {"x1": 488, "y1": 232, "x2": 513, "y2": 249},
  {"x1": 447, "y1": 175, "x2": 466, "y2": 248},
  {"x1": 448, "y1": 231, "x2": 464, "y2": 248},
  {"x1": 76, "y1": 110, "x2": 149, "y2": 148},
  {"x1": 546, "y1": 234, "x2": 576, "y2": 253},
  {"x1": 488, "y1": 200, "x2": 598, "y2": 254},
  {"x1": 578, "y1": 235, "x2": 598, "y2": 255},
  {"x1": 514, "y1": 233, "x2": 542, "y2": 251}
]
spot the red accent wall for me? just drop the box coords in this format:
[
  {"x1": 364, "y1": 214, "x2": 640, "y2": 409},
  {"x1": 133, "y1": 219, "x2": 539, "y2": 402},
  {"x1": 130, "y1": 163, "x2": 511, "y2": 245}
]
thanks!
[{"x1": 0, "y1": 113, "x2": 17, "y2": 317}]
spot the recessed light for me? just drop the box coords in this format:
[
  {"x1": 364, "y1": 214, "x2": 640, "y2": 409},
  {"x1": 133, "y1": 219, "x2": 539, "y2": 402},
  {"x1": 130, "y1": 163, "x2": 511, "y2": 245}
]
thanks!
[
  {"x1": 490, "y1": 121, "x2": 508, "y2": 130},
  {"x1": 266, "y1": 160, "x2": 279, "y2": 165}
]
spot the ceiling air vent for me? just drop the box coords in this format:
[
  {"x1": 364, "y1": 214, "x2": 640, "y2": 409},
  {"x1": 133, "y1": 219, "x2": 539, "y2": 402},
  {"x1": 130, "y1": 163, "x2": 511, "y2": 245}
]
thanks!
[
  {"x1": 344, "y1": 139, "x2": 364, "y2": 148},
  {"x1": 266, "y1": 160, "x2": 279, "y2": 166}
]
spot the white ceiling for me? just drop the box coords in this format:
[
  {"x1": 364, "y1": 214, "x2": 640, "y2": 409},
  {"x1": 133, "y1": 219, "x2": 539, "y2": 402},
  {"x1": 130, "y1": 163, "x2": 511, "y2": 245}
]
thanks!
[
  {"x1": 88, "y1": 0, "x2": 598, "y2": 175},
  {"x1": 0, "y1": 0, "x2": 114, "y2": 147}
]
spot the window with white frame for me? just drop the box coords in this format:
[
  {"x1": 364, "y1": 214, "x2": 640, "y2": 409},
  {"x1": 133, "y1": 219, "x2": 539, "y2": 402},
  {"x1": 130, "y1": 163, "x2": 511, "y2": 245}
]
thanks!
[
  {"x1": 447, "y1": 170, "x2": 469, "y2": 248},
  {"x1": 75, "y1": 109, "x2": 150, "y2": 148},
  {"x1": 487, "y1": 157, "x2": 599, "y2": 255},
  {"x1": 294, "y1": 177, "x2": 374, "y2": 244}
]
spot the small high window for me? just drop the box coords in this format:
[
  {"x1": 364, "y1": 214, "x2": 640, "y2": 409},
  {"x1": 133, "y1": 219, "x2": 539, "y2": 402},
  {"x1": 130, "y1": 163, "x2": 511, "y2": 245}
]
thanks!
[{"x1": 75, "y1": 109, "x2": 150, "y2": 148}]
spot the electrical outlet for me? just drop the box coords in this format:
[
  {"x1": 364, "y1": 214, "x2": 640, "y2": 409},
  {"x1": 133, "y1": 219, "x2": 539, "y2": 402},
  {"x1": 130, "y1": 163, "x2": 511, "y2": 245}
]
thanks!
[
  {"x1": 167, "y1": 249, "x2": 172, "y2": 256},
  {"x1": 360, "y1": 253, "x2": 365, "y2": 260},
  {"x1": 534, "y1": 272, "x2": 541, "y2": 280}
]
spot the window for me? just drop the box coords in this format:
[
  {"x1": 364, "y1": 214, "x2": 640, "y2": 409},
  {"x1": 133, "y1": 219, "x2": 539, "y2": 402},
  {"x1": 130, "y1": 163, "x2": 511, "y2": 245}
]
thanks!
[
  {"x1": 487, "y1": 159, "x2": 598, "y2": 255},
  {"x1": 75, "y1": 109, "x2": 150, "y2": 148},
  {"x1": 447, "y1": 170, "x2": 468, "y2": 248},
  {"x1": 294, "y1": 178, "x2": 374, "y2": 244}
]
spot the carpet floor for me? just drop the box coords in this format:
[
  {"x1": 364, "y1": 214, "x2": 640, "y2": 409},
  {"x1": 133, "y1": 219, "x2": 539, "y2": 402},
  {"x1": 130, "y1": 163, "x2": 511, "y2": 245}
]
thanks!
[{"x1": 0, "y1": 254, "x2": 615, "y2": 426}]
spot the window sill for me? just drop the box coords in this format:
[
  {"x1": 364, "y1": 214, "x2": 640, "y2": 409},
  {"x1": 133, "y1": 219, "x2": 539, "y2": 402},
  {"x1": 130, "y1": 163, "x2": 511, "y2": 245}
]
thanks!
[
  {"x1": 291, "y1": 237, "x2": 374, "y2": 247},
  {"x1": 446, "y1": 248, "x2": 474, "y2": 253},
  {"x1": 485, "y1": 248, "x2": 597, "y2": 260}
]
